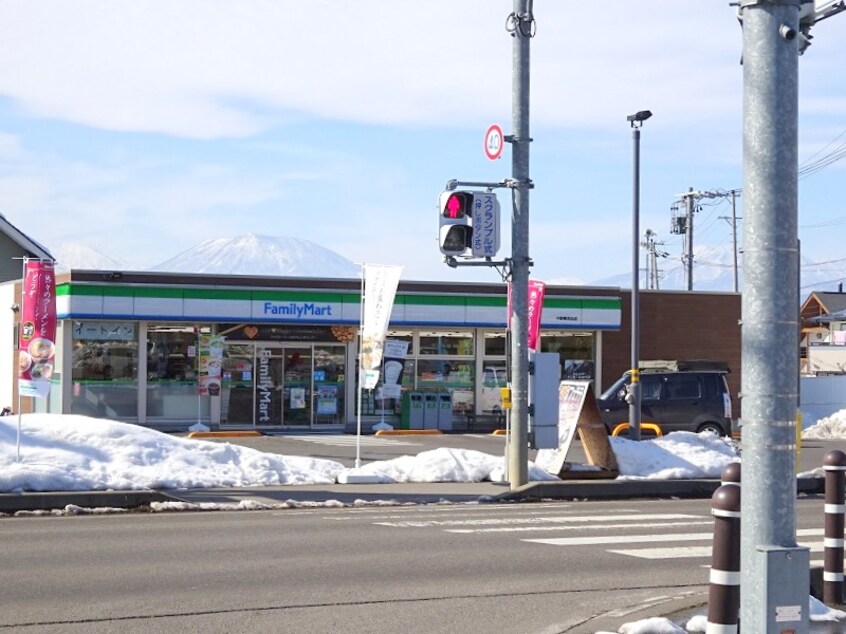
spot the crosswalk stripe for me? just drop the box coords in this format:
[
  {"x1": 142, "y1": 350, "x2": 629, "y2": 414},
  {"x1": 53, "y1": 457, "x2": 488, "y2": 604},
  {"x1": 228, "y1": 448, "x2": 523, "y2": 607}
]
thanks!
[
  {"x1": 525, "y1": 532, "x2": 715, "y2": 547},
  {"x1": 610, "y1": 546, "x2": 713, "y2": 559},
  {"x1": 526, "y1": 527, "x2": 824, "y2": 548},
  {"x1": 375, "y1": 513, "x2": 702, "y2": 529},
  {"x1": 613, "y1": 540, "x2": 827, "y2": 560},
  {"x1": 446, "y1": 519, "x2": 713, "y2": 534}
]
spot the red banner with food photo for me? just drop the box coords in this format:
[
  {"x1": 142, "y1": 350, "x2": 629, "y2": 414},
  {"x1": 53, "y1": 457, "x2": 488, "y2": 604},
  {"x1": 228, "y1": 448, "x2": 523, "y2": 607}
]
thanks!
[{"x1": 18, "y1": 259, "x2": 57, "y2": 398}]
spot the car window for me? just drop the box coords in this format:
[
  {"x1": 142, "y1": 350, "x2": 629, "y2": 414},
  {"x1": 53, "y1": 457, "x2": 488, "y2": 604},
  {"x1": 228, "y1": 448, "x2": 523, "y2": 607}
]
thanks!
[
  {"x1": 702, "y1": 373, "x2": 719, "y2": 398},
  {"x1": 666, "y1": 375, "x2": 701, "y2": 399},
  {"x1": 641, "y1": 375, "x2": 662, "y2": 400}
]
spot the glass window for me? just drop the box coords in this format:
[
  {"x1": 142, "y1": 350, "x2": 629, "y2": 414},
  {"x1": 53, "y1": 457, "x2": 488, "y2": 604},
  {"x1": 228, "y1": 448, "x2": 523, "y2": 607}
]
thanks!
[
  {"x1": 418, "y1": 330, "x2": 474, "y2": 356},
  {"x1": 541, "y1": 332, "x2": 595, "y2": 381},
  {"x1": 70, "y1": 321, "x2": 138, "y2": 419},
  {"x1": 484, "y1": 331, "x2": 507, "y2": 356},
  {"x1": 221, "y1": 343, "x2": 254, "y2": 425},
  {"x1": 416, "y1": 359, "x2": 474, "y2": 412},
  {"x1": 146, "y1": 324, "x2": 209, "y2": 419}
]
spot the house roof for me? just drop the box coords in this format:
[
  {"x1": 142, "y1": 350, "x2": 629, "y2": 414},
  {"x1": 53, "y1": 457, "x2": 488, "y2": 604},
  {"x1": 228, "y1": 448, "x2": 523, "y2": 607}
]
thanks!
[
  {"x1": 808, "y1": 307, "x2": 846, "y2": 325},
  {"x1": 0, "y1": 212, "x2": 53, "y2": 261},
  {"x1": 806, "y1": 291, "x2": 846, "y2": 315}
]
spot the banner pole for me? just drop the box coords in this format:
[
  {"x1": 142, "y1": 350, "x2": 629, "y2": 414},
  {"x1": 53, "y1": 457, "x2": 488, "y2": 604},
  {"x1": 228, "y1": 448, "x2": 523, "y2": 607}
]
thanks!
[
  {"x1": 355, "y1": 264, "x2": 365, "y2": 469},
  {"x1": 15, "y1": 256, "x2": 27, "y2": 463}
]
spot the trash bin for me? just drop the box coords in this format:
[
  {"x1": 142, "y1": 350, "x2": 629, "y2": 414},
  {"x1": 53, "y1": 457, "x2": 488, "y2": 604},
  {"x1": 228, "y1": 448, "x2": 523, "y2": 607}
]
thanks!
[
  {"x1": 400, "y1": 392, "x2": 424, "y2": 430},
  {"x1": 423, "y1": 392, "x2": 439, "y2": 430},
  {"x1": 437, "y1": 392, "x2": 453, "y2": 431}
]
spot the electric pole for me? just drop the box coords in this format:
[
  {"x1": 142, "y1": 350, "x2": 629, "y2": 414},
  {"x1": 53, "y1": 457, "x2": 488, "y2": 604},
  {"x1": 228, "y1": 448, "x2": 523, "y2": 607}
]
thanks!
[
  {"x1": 718, "y1": 189, "x2": 743, "y2": 292},
  {"x1": 641, "y1": 229, "x2": 667, "y2": 290},
  {"x1": 670, "y1": 188, "x2": 730, "y2": 291}
]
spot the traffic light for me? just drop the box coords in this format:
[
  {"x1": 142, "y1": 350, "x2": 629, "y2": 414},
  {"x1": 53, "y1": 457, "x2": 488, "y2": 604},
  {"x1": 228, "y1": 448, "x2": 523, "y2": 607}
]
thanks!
[{"x1": 438, "y1": 191, "x2": 474, "y2": 256}]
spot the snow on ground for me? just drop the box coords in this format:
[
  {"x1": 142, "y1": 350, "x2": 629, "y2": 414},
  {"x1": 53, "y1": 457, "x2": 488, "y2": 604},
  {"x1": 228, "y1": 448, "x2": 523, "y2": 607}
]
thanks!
[
  {"x1": 803, "y1": 408, "x2": 846, "y2": 440},
  {"x1": 1, "y1": 413, "x2": 742, "y2": 493}
]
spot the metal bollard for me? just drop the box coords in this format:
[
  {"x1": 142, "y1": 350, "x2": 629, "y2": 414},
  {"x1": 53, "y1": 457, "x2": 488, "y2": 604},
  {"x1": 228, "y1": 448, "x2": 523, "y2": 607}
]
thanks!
[
  {"x1": 824, "y1": 449, "x2": 846, "y2": 605},
  {"x1": 707, "y1": 483, "x2": 741, "y2": 634},
  {"x1": 721, "y1": 461, "x2": 741, "y2": 486}
]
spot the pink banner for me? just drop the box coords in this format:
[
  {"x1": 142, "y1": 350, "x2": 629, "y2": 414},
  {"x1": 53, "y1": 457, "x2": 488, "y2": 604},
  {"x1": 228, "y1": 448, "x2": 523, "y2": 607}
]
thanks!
[
  {"x1": 18, "y1": 260, "x2": 57, "y2": 398},
  {"x1": 527, "y1": 280, "x2": 546, "y2": 351},
  {"x1": 507, "y1": 279, "x2": 546, "y2": 351}
]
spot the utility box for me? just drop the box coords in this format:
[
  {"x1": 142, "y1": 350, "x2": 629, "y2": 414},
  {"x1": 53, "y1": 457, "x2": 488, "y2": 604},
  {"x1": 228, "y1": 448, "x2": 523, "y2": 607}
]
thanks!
[
  {"x1": 423, "y1": 392, "x2": 439, "y2": 429},
  {"x1": 437, "y1": 392, "x2": 453, "y2": 431},
  {"x1": 401, "y1": 392, "x2": 424, "y2": 430},
  {"x1": 529, "y1": 351, "x2": 561, "y2": 449}
]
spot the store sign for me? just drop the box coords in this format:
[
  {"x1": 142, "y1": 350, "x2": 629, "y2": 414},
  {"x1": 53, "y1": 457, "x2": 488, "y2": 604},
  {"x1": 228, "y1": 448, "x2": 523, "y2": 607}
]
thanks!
[
  {"x1": 73, "y1": 321, "x2": 136, "y2": 341},
  {"x1": 253, "y1": 300, "x2": 341, "y2": 322},
  {"x1": 256, "y1": 348, "x2": 276, "y2": 423}
]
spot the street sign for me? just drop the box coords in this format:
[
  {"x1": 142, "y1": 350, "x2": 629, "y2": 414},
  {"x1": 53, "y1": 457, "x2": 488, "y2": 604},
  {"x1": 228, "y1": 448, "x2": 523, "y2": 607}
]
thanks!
[
  {"x1": 470, "y1": 192, "x2": 501, "y2": 257},
  {"x1": 484, "y1": 124, "x2": 504, "y2": 161}
]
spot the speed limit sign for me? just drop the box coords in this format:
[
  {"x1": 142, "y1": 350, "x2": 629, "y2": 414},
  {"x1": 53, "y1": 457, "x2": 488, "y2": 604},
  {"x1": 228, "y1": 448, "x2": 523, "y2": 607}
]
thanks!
[{"x1": 484, "y1": 124, "x2": 504, "y2": 161}]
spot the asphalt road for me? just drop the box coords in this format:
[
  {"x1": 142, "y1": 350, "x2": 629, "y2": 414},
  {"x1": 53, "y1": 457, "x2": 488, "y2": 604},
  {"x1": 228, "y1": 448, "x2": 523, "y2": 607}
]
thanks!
[{"x1": 0, "y1": 493, "x2": 834, "y2": 633}]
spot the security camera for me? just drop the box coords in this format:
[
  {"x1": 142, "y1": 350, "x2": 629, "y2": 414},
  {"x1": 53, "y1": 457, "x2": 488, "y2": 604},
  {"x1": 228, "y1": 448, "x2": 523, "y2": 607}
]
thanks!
[{"x1": 780, "y1": 24, "x2": 797, "y2": 40}]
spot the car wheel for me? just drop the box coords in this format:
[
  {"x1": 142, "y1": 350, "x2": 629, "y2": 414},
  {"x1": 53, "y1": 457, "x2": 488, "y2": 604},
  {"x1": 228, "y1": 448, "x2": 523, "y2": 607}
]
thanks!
[{"x1": 697, "y1": 421, "x2": 725, "y2": 436}]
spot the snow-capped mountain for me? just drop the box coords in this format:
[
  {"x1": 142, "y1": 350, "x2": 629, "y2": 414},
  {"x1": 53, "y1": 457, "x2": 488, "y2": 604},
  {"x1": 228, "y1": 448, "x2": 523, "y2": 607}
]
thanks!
[
  {"x1": 149, "y1": 233, "x2": 360, "y2": 278},
  {"x1": 50, "y1": 243, "x2": 133, "y2": 274}
]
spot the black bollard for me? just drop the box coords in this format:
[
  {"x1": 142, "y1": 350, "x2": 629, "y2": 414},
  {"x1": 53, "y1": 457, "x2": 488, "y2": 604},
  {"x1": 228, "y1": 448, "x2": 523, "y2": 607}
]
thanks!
[
  {"x1": 708, "y1": 483, "x2": 741, "y2": 634},
  {"x1": 824, "y1": 449, "x2": 846, "y2": 605}
]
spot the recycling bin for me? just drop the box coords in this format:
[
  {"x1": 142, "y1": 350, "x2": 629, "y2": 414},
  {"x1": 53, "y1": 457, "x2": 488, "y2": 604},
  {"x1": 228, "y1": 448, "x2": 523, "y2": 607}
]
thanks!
[
  {"x1": 437, "y1": 392, "x2": 453, "y2": 431},
  {"x1": 400, "y1": 392, "x2": 424, "y2": 430},
  {"x1": 423, "y1": 392, "x2": 439, "y2": 430}
]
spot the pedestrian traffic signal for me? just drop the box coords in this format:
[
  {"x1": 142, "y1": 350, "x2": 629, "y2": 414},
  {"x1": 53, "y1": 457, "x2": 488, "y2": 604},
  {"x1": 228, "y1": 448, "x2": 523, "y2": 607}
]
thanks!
[{"x1": 438, "y1": 191, "x2": 474, "y2": 256}]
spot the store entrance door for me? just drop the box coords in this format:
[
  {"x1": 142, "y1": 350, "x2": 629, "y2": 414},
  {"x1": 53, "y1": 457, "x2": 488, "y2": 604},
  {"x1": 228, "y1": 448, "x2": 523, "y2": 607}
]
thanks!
[
  {"x1": 281, "y1": 347, "x2": 312, "y2": 427},
  {"x1": 249, "y1": 344, "x2": 345, "y2": 429}
]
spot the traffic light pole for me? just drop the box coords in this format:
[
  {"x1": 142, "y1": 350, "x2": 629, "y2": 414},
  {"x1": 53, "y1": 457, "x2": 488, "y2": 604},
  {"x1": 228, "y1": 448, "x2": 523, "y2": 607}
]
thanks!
[
  {"x1": 507, "y1": 0, "x2": 533, "y2": 489},
  {"x1": 439, "y1": 3, "x2": 534, "y2": 491}
]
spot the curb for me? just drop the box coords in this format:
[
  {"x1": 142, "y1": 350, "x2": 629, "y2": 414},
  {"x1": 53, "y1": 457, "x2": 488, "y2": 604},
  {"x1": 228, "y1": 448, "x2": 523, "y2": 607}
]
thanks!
[
  {"x1": 494, "y1": 476, "x2": 824, "y2": 501},
  {"x1": 374, "y1": 430, "x2": 443, "y2": 436},
  {"x1": 187, "y1": 431, "x2": 264, "y2": 438},
  {"x1": 0, "y1": 490, "x2": 173, "y2": 513}
]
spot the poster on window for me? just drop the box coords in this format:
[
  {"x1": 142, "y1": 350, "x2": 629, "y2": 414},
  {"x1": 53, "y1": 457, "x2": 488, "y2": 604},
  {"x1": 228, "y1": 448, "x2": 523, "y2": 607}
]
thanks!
[
  {"x1": 380, "y1": 338, "x2": 409, "y2": 399},
  {"x1": 290, "y1": 387, "x2": 306, "y2": 409},
  {"x1": 18, "y1": 260, "x2": 57, "y2": 398},
  {"x1": 198, "y1": 335, "x2": 225, "y2": 396}
]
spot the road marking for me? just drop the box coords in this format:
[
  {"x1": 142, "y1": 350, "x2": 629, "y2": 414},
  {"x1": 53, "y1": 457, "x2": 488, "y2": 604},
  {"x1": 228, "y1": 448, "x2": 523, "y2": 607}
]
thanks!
[
  {"x1": 525, "y1": 532, "x2": 716, "y2": 547},
  {"x1": 283, "y1": 435, "x2": 422, "y2": 447},
  {"x1": 375, "y1": 513, "x2": 701, "y2": 529},
  {"x1": 612, "y1": 539, "x2": 827, "y2": 560},
  {"x1": 446, "y1": 519, "x2": 713, "y2": 534}
]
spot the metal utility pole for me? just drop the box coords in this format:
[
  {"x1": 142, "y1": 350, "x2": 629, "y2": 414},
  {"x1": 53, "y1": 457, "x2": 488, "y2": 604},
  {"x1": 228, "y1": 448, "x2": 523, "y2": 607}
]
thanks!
[
  {"x1": 641, "y1": 229, "x2": 667, "y2": 290},
  {"x1": 738, "y1": 0, "x2": 808, "y2": 631},
  {"x1": 684, "y1": 188, "x2": 695, "y2": 291},
  {"x1": 670, "y1": 188, "x2": 697, "y2": 290},
  {"x1": 506, "y1": 0, "x2": 533, "y2": 489},
  {"x1": 718, "y1": 189, "x2": 743, "y2": 292}
]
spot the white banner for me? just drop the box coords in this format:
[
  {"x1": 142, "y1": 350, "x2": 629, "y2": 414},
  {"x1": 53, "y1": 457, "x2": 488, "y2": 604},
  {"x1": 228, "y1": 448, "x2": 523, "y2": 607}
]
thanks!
[{"x1": 360, "y1": 264, "x2": 403, "y2": 386}]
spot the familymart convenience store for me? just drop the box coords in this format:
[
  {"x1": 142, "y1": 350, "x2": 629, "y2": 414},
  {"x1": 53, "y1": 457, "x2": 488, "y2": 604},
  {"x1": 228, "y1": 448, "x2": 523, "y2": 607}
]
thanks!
[{"x1": 17, "y1": 271, "x2": 621, "y2": 431}]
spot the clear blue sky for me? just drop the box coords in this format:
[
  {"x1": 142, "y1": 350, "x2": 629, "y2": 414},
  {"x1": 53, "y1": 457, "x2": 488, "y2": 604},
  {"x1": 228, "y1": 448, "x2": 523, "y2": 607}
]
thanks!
[{"x1": 0, "y1": 1, "x2": 844, "y2": 286}]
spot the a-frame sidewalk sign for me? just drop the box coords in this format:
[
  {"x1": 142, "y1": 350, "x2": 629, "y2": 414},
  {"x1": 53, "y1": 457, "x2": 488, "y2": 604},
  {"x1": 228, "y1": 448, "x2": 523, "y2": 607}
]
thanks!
[{"x1": 535, "y1": 380, "x2": 619, "y2": 479}]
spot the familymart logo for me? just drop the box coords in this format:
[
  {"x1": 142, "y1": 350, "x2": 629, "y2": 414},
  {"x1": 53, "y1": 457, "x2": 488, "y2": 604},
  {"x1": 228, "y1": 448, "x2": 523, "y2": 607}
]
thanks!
[{"x1": 262, "y1": 301, "x2": 333, "y2": 318}]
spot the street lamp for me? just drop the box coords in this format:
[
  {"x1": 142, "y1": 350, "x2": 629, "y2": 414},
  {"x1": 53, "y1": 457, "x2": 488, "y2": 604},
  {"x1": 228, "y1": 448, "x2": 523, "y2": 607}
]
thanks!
[{"x1": 627, "y1": 109, "x2": 652, "y2": 441}]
